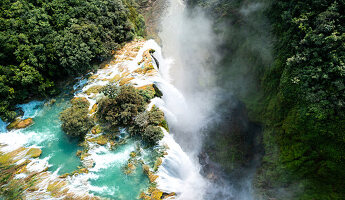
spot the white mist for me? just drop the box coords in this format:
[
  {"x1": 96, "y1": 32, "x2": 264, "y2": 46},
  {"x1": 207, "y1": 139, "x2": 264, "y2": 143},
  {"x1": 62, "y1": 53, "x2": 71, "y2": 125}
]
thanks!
[{"x1": 153, "y1": 0, "x2": 222, "y2": 199}]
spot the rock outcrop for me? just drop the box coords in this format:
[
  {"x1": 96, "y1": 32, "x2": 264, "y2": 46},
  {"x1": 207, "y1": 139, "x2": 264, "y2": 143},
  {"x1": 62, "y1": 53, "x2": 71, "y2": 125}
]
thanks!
[{"x1": 7, "y1": 118, "x2": 33, "y2": 130}]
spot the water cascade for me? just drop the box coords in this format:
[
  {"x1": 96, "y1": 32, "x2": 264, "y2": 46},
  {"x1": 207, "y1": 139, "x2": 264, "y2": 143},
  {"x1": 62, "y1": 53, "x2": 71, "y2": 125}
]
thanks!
[
  {"x1": 153, "y1": 0, "x2": 222, "y2": 199},
  {"x1": 0, "y1": 0, "x2": 250, "y2": 199}
]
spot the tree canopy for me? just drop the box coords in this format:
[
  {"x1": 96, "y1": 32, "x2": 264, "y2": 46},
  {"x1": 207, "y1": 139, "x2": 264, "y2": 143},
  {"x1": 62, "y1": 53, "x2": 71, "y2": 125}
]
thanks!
[
  {"x1": 0, "y1": 0, "x2": 145, "y2": 121},
  {"x1": 263, "y1": 1, "x2": 345, "y2": 198}
]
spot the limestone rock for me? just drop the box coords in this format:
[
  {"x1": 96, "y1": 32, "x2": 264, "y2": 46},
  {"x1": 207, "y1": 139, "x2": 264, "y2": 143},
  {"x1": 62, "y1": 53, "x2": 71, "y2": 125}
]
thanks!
[
  {"x1": 7, "y1": 118, "x2": 34, "y2": 130},
  {"x1": 26, "y1": 148, "x2": 42, "y2": 158}
]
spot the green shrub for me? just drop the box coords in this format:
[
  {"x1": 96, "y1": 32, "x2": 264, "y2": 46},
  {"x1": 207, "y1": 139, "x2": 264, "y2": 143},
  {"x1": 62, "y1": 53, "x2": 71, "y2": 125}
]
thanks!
[
  {"x1": 138, "y1": 84, "x2": 163, "y2": 102},
  {"x1": 60, "y1": 98, "x2": 93, "y2": 138},
  {"x1": 130, "y1": 107, "x2": 165, "y2": 145},
  {"x1": 147, "y1": 106, "x2": 165, "y2": 125},
  {"x1": 142, "y1": 125, "x2": 163, "y2": 145},
  {"x1": 138, "y1": 89, "x2": 155, "y2": 102},
  {"x1": 101, "y1": 84, "x2": 121, "y2": 99},
  {"x1": 97, "y1": 85, "x2": 146, "y2": 128}
]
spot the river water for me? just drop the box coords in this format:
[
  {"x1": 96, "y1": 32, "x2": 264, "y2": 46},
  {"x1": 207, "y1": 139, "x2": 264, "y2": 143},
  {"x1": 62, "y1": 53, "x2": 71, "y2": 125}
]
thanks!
[{"x1": 0, "y1": 0, "x2": 245, "y2": 199}]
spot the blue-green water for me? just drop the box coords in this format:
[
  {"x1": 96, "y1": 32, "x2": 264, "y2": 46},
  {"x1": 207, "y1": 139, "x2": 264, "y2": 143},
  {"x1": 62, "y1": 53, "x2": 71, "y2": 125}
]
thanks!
[
  {"x1": 22, "y1": 98, "x2": 82, "y2": 174},
  {"x1": 88, "y1": 140, "x2": 150, "y2": 199},
  {"x1": 0, "y1": 94, "x2": 151, "y2": 199}
]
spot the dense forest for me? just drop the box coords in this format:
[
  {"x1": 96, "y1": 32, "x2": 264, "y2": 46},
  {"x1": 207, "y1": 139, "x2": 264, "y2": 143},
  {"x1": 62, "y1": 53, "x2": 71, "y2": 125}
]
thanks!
[
  {"x1": 1, "y1": 0, "x2": 344, "y2": 199},
  {"x1": 261, "y1": 1, "x2": 345, "y2": 199},
  {"x1": 0, "y1": 0, "x2": 145, "y2": 121},
  {"x1": 188, "y1": 0, "x2": 345, "y2": 199}
]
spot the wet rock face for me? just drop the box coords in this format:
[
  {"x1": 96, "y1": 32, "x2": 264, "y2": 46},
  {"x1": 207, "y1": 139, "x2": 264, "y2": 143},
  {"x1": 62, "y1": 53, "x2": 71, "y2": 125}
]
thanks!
[
  {"x1": 200, "y1": 99, "x2": 263, "y2": 179},
  {"x1": 6, "y1": 118, "x2": 34, "y2": 130},
  {"x1": 136, "y1": 0, "x2": 167, "y2": 42}
]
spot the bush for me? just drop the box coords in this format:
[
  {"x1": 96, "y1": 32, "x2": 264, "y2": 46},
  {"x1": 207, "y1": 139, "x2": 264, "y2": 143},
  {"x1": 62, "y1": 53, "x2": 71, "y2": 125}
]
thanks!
[
  {"x1": 131, "y1": 107, "x2": 165, "y2": 145},
  {"x1": 97, "y1": 85, "x2": 146, "y2": 128},
  {"x1": 147, "y1": 106, "x2": 165, "y2": 125},
  {"x1": 101, "y1": 84, "x2": 121, "y2": 99},
  {"x1": 138, "y1": 84, "x2": 163, "y2": 102},
  {"x1": 138, "y1": 89, "x2": 155, "y2": 102},
  {"x1": 98, "y1": 85, "x2": 165, "y2": 144},
  {"x1": 142, "y1": 125, "x2": 163, "y2": 145},
  {"x1": 60, "y1": 98, "x2": 93, "y2": 138}
]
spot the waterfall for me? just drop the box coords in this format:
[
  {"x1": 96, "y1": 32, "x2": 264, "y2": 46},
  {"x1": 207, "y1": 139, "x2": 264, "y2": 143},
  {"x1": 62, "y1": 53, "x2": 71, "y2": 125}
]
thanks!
[
  {"x1": 145, "y1": 41, "x2": 211, "y2": 199},
  {"x1": 155, "y1": 0, "x2": 259, "y2": 199},
  {"x1": 156, "y1": 129, "x2": 208, "y2": 199},
  {"x1": 148, "y1": 0, "x2": 222, "y2": 198}
]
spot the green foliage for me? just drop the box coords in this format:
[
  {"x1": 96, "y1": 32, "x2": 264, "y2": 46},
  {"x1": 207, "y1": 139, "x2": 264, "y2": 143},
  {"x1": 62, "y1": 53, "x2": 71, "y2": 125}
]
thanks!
[
  {"x1": 60, "y1": 98, "x2": 94, "y2": 138},
  {"x1": 97, "y1": 85, "x2": 146, "y2": 128},
  {"x1": 143, "y1": 125, "x2": 163, "y2": 145},
  {"x1": 0, "y1": 0, "x2": 145, "y2": 122},
  {"x1": 101, "y1": 84, "x2": 121, "y2": 98},
  {"x1": 131, "y1": 106, "x2": 164, "y2": 145},
  {"x1": 188, "y1": 0, "x2": 345, "y2": 198},
  {"x1": 97, "y1": 85, "x2": 163, "y2": 144},
  {"x1": 138, "y1": 89, "x2": 155, "y2": 102},
  {"x1": 259, "y1": 0, "x2": 345, "y2": 198},
  {"x1": 138, "y1": 84, "x2": 163, "y2": 102}
]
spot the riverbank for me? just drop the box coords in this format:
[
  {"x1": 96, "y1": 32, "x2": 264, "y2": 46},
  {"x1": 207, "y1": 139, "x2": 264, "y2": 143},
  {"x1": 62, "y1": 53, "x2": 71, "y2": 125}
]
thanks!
[{"x1": 0, "y1": 39, "x2": 177, "y2": 200}]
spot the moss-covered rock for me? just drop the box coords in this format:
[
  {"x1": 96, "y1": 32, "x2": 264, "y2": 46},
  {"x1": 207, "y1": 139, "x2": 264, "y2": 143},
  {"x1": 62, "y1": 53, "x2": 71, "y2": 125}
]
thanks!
[
  {"x1": 153, "y1": 157, "x2": 162, "y2": 172},
  {"x1": 91, "y1": 125, "x2": 102, "y2": 135},
  {"x1": 47, "y1": 181, "x2": 68, "y2": 197},
  {"x1": 89, "y1": 135, "x2": 108, "y2": 145},
  {"x1": 110, "y1": 74, "x2": 121, "y2": 83},
  {"x1": 143, "y1": 164, "x2": 158, "y2": 183},
  {"x1": 26, "y1": 148, "x2": 42, "y2": 158},
  {"x1": 71, "y1": 97, "x2": 89, "y2": 105},
  {"x1": 7, "y1": 118, "x2": 34, "y2": 130},
  {"x1": 85, "y1": 86, "x2": 104, "y2": 96},
  {"x1": 130, "y1": 151, "x2": 137, "y2": 158},
  {"x1": 140, "y1": 186, "x2": 174, "y2": 200}
]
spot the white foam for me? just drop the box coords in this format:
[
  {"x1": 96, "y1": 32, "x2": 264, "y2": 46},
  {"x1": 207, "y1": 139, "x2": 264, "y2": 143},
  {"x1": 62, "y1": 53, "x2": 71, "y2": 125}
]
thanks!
[
  {"x1": 89, "y1": 185, "x2": 119, "y2": 196},
  {"x1": 14, "y1": 173, "x2": 28, "y2": 179},
  {"x1": 88, "y1": 142, "x2": 135, "y2": 172},
  {"x1": 156, "y1": 129, "x2": 207, "y2": 199},
  {"x1": 65, "y1": 172, "x2": 98, "y2": 196},
  {"x1": 17, "y1": 100, "x2": 44, "y2": 119},
  {"x1": 0, "y1": 130, "x2": 53, "y2": 153},
  {"x1": 73, "y1": 77, "x2": 88, "y2": 91},
  {"x1": 26, "y1": 156, "x2": 51, "y2": 172}
]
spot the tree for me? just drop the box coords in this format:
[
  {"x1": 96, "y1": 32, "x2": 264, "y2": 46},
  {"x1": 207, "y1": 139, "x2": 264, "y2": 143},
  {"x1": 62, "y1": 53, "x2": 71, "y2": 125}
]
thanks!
[
  {"x1": 0, "y1": 0, "x2": 145, "y2": 122},
  {"x1": 60, "y1": 98, "x2": 94, "y2": 138},
  {"x1": 97, "y1": 85, "x2": 146, "y2": 128}
]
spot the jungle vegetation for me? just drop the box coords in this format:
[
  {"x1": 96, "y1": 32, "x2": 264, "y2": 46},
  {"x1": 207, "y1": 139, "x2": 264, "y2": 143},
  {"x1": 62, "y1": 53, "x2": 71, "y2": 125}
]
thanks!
[
  {"x1": 97, "y1": 84, "x2": 164, "y2": 145},
  {"x1": 0, "y1": 0, "x2": 145, "y2": 122},
  {"x1": 188, "y1": 0, "x2": 345, "y2": 199},
  {"x1": 260, "y1": 1, "x2": 345, "y2": 198},
  {"x1": 60, "y1": 97, "x2": 94, "y2": 138}
]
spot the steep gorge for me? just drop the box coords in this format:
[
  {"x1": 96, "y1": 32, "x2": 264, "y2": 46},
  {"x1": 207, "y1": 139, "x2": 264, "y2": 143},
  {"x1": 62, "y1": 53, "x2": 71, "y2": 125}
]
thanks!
[{"x1": 0, "y1": 0, "x2": 344, "y2": 199}]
